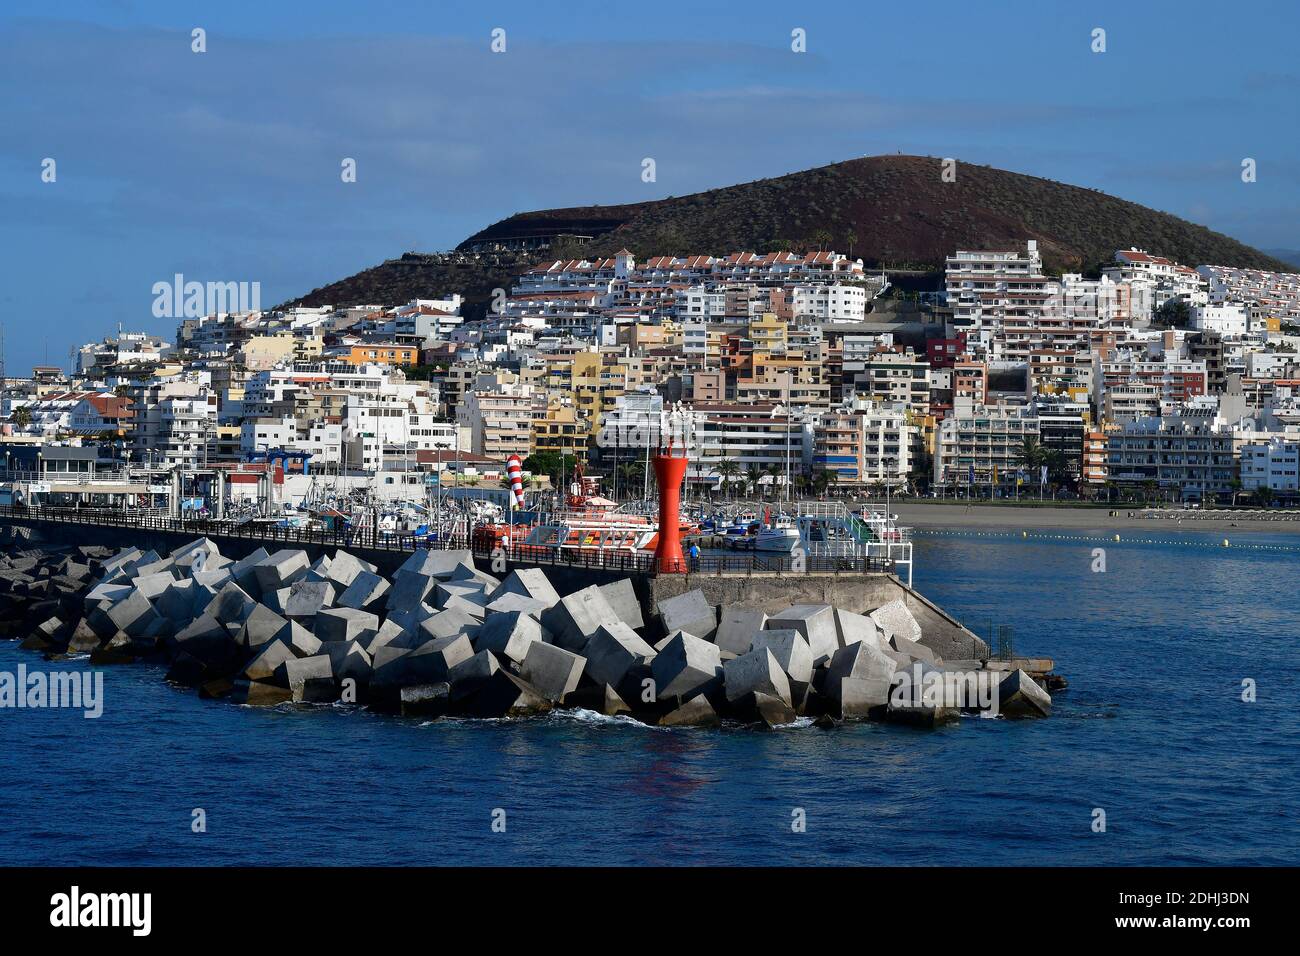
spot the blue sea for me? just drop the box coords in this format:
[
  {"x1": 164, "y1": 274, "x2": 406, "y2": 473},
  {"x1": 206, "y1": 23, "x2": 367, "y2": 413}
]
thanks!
[{"x1": 2, "y1": 529, "x2": 1297, "y2": 866}]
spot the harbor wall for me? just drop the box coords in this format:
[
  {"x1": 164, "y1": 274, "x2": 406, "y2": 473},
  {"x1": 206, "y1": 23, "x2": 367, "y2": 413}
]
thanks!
[
  {"x1": 1, "y1": 515, "x2": 986, "y2": 661},
  {"x1": 647, "y1": 572, "x2": 988, "y2": 662}
]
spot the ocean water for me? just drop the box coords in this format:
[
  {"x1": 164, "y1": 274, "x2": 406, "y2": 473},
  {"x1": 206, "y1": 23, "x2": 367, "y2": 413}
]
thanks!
[{"x1": 2, "y1": 529, "x2": 1297, "y2": 866}]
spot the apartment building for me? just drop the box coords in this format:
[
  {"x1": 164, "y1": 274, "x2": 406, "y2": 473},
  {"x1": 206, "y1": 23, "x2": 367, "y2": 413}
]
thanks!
[
  {"x1": 1106, "y1": 414, "x2": 1235, "y2": 500},
  {"x1": 933, "y1": 400, "x2": 1040, "y2": 487},
  {"x1": 1240, "y1": 438, "x2": 1300, "y2": 492},
  {"x1": 812, "y1": 398, "x2": 917, "y2": 487}
]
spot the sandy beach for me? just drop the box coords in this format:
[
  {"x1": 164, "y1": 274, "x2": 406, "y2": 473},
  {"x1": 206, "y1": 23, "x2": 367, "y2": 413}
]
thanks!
[{"x1": 890, "y1": 502, "x2": 1300, "y2": 535}]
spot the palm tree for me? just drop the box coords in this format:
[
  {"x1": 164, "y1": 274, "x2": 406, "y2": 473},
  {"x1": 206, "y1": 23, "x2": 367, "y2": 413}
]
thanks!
[
  {"x1": 765, "y1": 463, "x2": 782, "y2": 498},
  {"x1": 812, "y1": 471, "x2": 830, "y2": 496},
  {"x1": 844, "y1": 231, "x2": 859, "y2": 258},
  {"x1": 745, "y1": 465, "x2": 762, "y2": 498},
  {"x1": 617, "y1": 461, "x2": 644, "y2": 498},
  {"x1": 10, "y1": 406, "x2": 31, "y2": 429},
  {"x1": 1228, "y1": 477, "x2": 1243, "y2": 507},
  {"x1": 716, "y1": 460, "x2": 740, "y2": 501}
]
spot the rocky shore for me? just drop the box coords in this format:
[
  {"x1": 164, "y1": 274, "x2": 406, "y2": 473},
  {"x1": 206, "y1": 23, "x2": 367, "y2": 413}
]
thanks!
[{"x1": 0, "y1": 529, "x2": 1053, "y2": 728}]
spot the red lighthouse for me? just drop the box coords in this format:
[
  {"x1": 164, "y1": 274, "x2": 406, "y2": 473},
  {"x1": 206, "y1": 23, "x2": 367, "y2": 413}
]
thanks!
[{"x1": 652, "y1": 445, "x2": 688, "y2": 574}]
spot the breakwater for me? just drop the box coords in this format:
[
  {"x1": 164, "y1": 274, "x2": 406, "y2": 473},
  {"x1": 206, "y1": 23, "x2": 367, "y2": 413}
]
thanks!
[{"x1": 0, "y1": 524, "x2": 1055, "y2": 727}]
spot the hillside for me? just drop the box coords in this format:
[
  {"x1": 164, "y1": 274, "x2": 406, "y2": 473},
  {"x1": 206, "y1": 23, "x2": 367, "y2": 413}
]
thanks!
[{"x1": 285, "y1": 155, "x2": 1293, "y2": 312}]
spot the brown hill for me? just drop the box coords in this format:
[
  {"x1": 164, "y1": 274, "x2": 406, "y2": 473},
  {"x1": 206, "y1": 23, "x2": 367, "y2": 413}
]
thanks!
[{"x1": 286, "y1": 155, "x2": 1291, "y2": 312}]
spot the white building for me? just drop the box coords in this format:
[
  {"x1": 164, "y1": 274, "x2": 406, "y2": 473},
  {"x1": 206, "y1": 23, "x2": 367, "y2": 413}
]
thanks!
[
  {"x1": 1191, "y1": 304, "x2": 1249, "y2": 336},
  {"x1": 1240, "y1": 438, "x2": 1299, "y2": 492},
  {"x1": 792, "y1": 284, "x2": 867, "y2": 323}
]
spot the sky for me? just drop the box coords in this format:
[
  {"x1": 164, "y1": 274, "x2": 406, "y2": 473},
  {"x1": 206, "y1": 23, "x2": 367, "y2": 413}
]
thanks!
[{"x1": 2, "y1": 0, "x2": 1298, "y2": 375}]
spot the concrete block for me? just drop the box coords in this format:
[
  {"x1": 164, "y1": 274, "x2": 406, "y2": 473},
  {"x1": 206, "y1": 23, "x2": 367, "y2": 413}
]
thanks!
[
  {"x1": 484, "y1": 592, "x2": 553, "y2": 617},
  {"x1": 768, "y1": 604, "x2": 838, "y2": 666},
  {"x1": 540, "y1": 585, "x2": 617, "y2": 652},
  {"x1": 363, "y1": 619, "x2": 407, "y2": 654},
  {"x1": 440, "y1": 594, "x2": 487, "y2": 621},
  {"x1": 656, "y1": 589, "x2": 716, "y2": 641},
  {"x1": 237, "y1": 603, "x2": 288, "y2": 649},
  {"x1": 204, "y1": 582, "x2": 258, "y2": 627},
  {"x1": 230, "y1": 547, "x2": 270, "y2": 595},
  {"x1": 870, "y1": 599, "x2": 923, "y2": 645},
  {"x1": 132, "y1": 571, "x2": 177, "y2": 601},
  {"x1": 836, "y1": 676, "x2": 893, "y2": 718},
  {"x1": 889, "y1": 632, "x2": 937, "y2": 665},
  {"x1": 324, "y1": 640, "x2": 373, "y2": 685},
  {"x1": 243, "y1": 639, "x2": 295, "y2": 684},
  {"x1": 448, "y1": 563, "x2": 501, "y2": 590},
  {"x1": 169, "y1": 537, "x2": 222, "y2": 570},
  {"x1": 598, "y1": 578, "x2": 644, "y2": 629},
  {"x1": 106, "y1": 587, "x2": 162, "y2": 638},
  {"x1": 284, "y1": 653, "x2": 333, "y2": 688},
  {"x1": 373, "y1": 634, "x2": 473, "y2": 692},
  {"x1": 173, "y1": 613, "x2": 238, "y2": 669},
  {"x1": 433, "y1": 581, "x2": 487, "y2": 610},
  {"x1": 418, "y1": 606, "x2": 479, "y2": 641},
  {"x1": 85, "y1": 581, "x2": 134, "y2": 607},
  {"x1": 715, "y1": 606, "x2": 767, "y2": 658},
  {"x1": 752, "y1": 692, "x2": 798, "y2": 728},
  {"x1": 397, "y1": 549, "x2": 474, "y2": 581},
  {"x1": 274, "y1": 619, "x2": 321, "y2": 658},
  {"x1": 386, "y1": 570, "x2": 436, "y2": 611},
  {"x1": 751, "y1": 629, "x2": 814, "y2": 685},
  {"x1": 883, "y1": 699, "x2": 958, "y2": 728},
  {"x1": 601, "y1": 684, "x2": 631, "y2": 717},
  {"x1": 583, "y1": 622, "x2": 658, "y2": 688},
  {"x1": 834, "y1": 608, "x2": 882, "y2": 649},
  {"x1": 659, "y1": 694, "x2": 720, "y2": 727},
  {"x1": 253, "y1": 549, "x2": 310, "y2": 593},
  {"x1": 458, "y1": 670, "x2": 552, "y2": 718},
  {"x1": 314, "y1": 607, "x2": 379, "y2": 645},
  {"x1": 386, "y1": 602, "x2": 436, "y2": 634},
  {"x1": 723, "y1": 647, "x2": 793, "y2": 706},
  {"x1": 283, "y1": 580, "x2": 336, "y2": 620},
  {"x1": 231, "y1": 679, "x2": 292, "y2": 707},
  {"x1": 488, "y1": 568, "x2": 561, "y2": 608},
  {"x1": 473, "y1": 610, "x2": 546, "y2": 665},
  {"x1": 651, "y1": 631, "x2": 723, "y2": 702},
  {"x1": 338, "y1": 570, "x2": 390, "y2": 611},
  {"x1": 400, "y1": 682, "x2": 451, "y2": 718},
  {"x1": 997, "y1": 669, "x2": 1052, "y2": 718},
  {"x1": 824, "y1": 640, "x2": 897, "y2": 700},
  {"x1": 324, "y1": 549, "x2": 375, "y2": 590},
  {"x1": 446, "y1": 649, "x2": 501, "y2": 698},
  {"x1": 520, "y1": 641, "x2": 586, "y2": 703},
  {"x1": 191, "y1": 567, "x2": 233, "y2": 594}
]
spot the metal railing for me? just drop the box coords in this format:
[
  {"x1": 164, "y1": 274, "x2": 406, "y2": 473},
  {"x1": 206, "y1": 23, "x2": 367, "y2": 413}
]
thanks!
[{"x1": 0, "y1": 504, "x2": 895, "y2": 576}]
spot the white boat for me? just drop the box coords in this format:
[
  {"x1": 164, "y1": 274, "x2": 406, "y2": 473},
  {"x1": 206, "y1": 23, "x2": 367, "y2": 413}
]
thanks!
[{"x1": 753, "y1": 520, "x2": 801, "y2": 553}]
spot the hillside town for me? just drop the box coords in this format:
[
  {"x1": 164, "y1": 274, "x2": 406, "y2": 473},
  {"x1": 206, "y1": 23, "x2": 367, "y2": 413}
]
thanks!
[{"x1": 3, "y1": 242, "x2": 1300, "y2": 515}]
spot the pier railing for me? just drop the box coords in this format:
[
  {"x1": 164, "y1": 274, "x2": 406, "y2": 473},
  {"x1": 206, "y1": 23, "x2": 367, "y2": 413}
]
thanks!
[{"x1": 0, "y1": 504, "x2": 894, "y2": 576}]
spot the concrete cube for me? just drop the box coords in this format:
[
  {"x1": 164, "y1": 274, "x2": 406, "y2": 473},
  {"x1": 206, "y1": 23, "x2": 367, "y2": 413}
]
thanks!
[
  {"x1": 998, "y1": 669, "x2": 1052, "y2": 718},
  {"x1": 541, "y1": 585, "x2": 618, "y2": 652},
  {"x1": 656, "y1": 589, "x2": 717, "y2": 641},
  {"x1": 598, "y1": 578, "x2": 644, "y2": 629},
  {"x1": 724, "y1": 647, "x2": 793, "y2": 706},
  {"x1": 834, "y1": 607, "x2": 882, "y2": 649},
  {"x1": 283, "y1": 580, "x2": 336, "y2": 620},
  {"x1": 338, "y1": 570, "x2": 390, "y2": 611},
  {"x1": 473, "y1": 610, "x2": 546, "y2": 665},
  {"x1": 458, "y1": 670, "x2": 552, "y2": 718},
  {"x1": 253, "y1": 549, "x2": 310, "y2": 593},
  {"x1": 324, "y1": 550, "x2": 375, "y2": 590},
  {"x1": 238, "y1": 603, "x2": 289, "y2": 649},
  {"x1": 767, "y1": 604, "x2": 838, "y2": 666},
  {"x1": 314, "y1": 607, "x2": 379, "y2": 645},
  {"x1": 715, "y1": 606, "x2": 767, "y2": 658},
  {"x1": 870, "y1": 599, "x2": 922, "y2": 645},
  {"x1": 419, "y1": 606, "x2": 479, "y2": 641},
  {"x1": 484, "y1": 592, "x2": 553, "y2": 617},
  {"x1": 203, "y1": 582, "x2": 258, "y2": 627},
  {"x1": 751, "y1": 629, "x2": 814, "y2": 685},
  {"x1": 488, "y1": 568, "x2": 561, "y2": 609},
  {"x1": 659, "y1": 695, "x2": 720, "y2": 727},
  {"x1": 243, "y1": 639, "x2": 295, "y2": 684},
  {"x1": 651, "y1": 631, "x2": 722, "y2": 702},
  {"x1": 386, "y1": 570, "x2": 436, "y2": 611},
  {"x1": 583, "y1": 622, "x2": 657, "y2": 688},
  {"x1": 520, "y1": 641, "x2": 586, "y2": 703}
]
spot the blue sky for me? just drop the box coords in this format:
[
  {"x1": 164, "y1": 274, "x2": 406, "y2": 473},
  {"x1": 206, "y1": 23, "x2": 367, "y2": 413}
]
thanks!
[{"x1": 2, "y1": 0, "x2": 1297, "y2": 374}]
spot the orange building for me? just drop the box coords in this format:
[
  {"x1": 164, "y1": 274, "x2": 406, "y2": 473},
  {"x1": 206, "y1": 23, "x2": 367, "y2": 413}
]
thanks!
[{"x1": 345, "y1": 343, "x2": 418, "y2": 367}]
